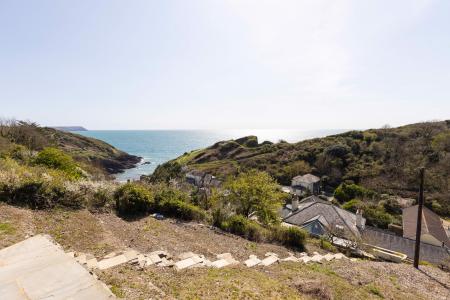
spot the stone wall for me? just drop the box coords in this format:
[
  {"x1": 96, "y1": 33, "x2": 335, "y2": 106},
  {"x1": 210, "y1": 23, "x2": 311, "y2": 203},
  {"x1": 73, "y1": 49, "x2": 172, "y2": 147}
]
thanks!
[{"x1": 362, "y1": 226, "x2": 450, "y2": 265}]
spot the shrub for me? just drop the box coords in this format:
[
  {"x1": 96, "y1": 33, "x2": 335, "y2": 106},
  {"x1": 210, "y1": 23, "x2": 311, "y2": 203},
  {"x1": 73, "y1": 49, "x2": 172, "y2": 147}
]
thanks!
[
  {"x1": 148, "y1": 161, "x2": 182, "y2": 183},
  {"x1": 114, "y1": 183, "x2": 153, "y2": 215},
  {"x1": 383, "y1": 198, "x2": 402, "y2": 215},
  {"x1": 219, "y1": 215, "x2": 268, "y2": 242},
  {"x1": 334, "y1": 183, "x2": 374, "y2": 203},
  {"x1": 1, "y1": 179, "x2": 66, "y2": 209},
  {"x1": 152, "y1": 185, "x2": 206, "y2": 221},
  {"x1": 271, "y1": 226, "x2": 307, "y2": 250},
  {"x1": 342, "y1": 199, "x2": 363, "y2": 213},
  {"x1": 33, "y1": 148, "x2": 83, "y2": 179},
  {"x1": 320, "y1": 237, "x2": 337, "y2": 252},
  {"x1": 364, "y1": 207, "x2": 393, "y2": 229},
  {"x1": 157, "y1": 199, "x2": 206, "y2": 221}
]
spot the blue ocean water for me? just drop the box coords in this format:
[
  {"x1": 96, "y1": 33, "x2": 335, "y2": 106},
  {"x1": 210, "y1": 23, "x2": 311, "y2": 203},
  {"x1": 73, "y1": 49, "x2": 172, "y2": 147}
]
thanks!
[{"x1": 75, "y1": 129, "x2": 346, "y2": 181}]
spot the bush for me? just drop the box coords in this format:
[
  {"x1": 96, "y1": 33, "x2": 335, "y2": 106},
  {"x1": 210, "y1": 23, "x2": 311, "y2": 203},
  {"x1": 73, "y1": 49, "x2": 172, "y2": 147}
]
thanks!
[
  {"x1": 334, "y1": 183, "x2": 374, "y2": 203},
  {"x1": 114, "y1": 183, "x2": 153, "y2": 215},
  {"x1": 342, "y1": 199, "x2": 363, "y2": 213},
  {"x1": 219, "y1": 215, "x2": 268, "y2": 242},
  {"x1": 364, "y1": 207, "x2": 393, "y2": 229},
  {"x1": 157, "y1": 199, "x2": 206, "y2": 221},
  {"x1": 271, "y1": 226, "x2": 306, "y2": 250},
  {"x1": 152, "y1": 185, "x2": 206, "y2": 221},
  {"x1": 0, "y1": 179, "x2": 66, "y2": 209},
  {"x1": 320, "y1": 237, "x2": 337, "y2": 252},
  {"x1": 383, "y1": 198, "x2": 402, "y2": 215},
  {"x1": 148, "y1": 161, "x2": 182, "y2": 183},
  {"x1": 33, "y1": 148, "x2": 83, "y2": 179}
]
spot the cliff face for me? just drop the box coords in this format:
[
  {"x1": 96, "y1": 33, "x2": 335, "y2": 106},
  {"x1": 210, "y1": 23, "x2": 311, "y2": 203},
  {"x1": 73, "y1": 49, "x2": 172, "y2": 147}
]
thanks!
[{"x1": 155, "y1": 121, "x2": 450, "y2": 216}]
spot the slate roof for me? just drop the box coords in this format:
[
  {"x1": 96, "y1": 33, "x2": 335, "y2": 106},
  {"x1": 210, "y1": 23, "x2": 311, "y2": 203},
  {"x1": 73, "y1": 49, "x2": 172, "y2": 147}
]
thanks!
[
  {"x1": 292, "y1": 174, "x2": 320, "y2": 184},
  {"x1": 282, "y1": 196, "x2": 365, "y2": 238},
  {"x1": 403, "y1": 205, "x2": 450, "y2": 247}
]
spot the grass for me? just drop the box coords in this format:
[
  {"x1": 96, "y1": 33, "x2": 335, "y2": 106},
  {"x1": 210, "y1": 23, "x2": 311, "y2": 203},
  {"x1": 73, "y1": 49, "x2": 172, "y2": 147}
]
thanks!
[
  {"x1": 0, "y1": 222, "x2": 15, "y2": 235},
  {"x1": 175, "y1": 149, "x2": 205, "y2": 165},
  {"x1": 110, "y1": 285, "x2": 125, "y2": 298},
  {"x1": 367, "y1": 284, "x2": 384, "y2": 298}
]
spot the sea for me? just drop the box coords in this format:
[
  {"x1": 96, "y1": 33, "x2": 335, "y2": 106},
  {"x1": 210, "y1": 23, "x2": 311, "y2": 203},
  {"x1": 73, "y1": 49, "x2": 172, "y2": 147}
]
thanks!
[{"x1": 75, "y1": 129, "x2": 347, "y2": 181}]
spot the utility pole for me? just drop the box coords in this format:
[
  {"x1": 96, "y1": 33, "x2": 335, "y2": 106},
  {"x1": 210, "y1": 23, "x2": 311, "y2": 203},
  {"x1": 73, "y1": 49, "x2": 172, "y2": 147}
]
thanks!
[{"x1": 413, "y1": 167, "x2": 425, "y2": 269}]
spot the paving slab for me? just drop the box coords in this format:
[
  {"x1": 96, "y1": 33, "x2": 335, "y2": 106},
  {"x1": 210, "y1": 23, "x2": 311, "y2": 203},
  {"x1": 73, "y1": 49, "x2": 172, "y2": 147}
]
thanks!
[
  {"x1": 280, "y1": 256, "x2": 299, "y2": 262},
  {"x1": 216, "y1": 253, "x2": 238, "y2": 265},
  {"x1": 98, "y1": 254, "x2": 128, "y2": 270},
  {"x1": 174, "y1": 258, "x2": 198, "y2": 270},
  {"x1": 178, "y1": 252, "x2": 196, "y2": 260},
  {"x1": 147, "y1": 253, "x2": 163, "y2": 264},
  {"x1": 104, "y1": 252, "x2": 117, "y2": 259},
  {"x1": 323, "y1": 253, "x2": 335, "y2": 261},
  {"x1": 310, "y1": 254, "x2": 324, "y2": 263},
  {"x1": 86, "y1": 258, "x2": 98, "y2": 269},
  {"x1": 157, "y1": 257, "x2": 174, "y2": 267},
  {"x1": 244, "y1": 257, "x2": 261, "y2": 267},
  {"x1": 123, "y1": 250, "x2": 139, "y2": 261},
  {"x1": 299, "y1": 256, "x2": 312, "y2": 263},
  {"x1": 260, "y1": 255, "x2": 279, "y2": 266},
  {"x1": 211, "y1": 259, "x2": 230, "y2": 268},
  {"x1": 333, "y1": 253, "x2": 348, "y2": 260},
  {"x1": 0, "y1": 235, "x2": 114, "y2": 299}
]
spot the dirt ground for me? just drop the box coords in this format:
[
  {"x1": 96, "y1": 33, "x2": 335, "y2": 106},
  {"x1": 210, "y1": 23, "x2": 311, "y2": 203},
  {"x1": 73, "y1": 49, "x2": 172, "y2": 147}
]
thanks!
[{"x1": 1, "y1": 203, "x2": 449, "y2": 300}]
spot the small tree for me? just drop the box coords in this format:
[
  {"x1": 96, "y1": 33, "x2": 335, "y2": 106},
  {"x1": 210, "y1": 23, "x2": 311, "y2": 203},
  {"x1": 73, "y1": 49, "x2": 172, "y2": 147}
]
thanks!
[{"x1": 223, "y1": 170, "x2": 284, "y2": 225}]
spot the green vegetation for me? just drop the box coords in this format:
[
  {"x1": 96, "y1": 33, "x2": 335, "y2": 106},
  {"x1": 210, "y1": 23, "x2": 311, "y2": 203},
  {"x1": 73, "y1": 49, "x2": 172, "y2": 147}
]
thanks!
[
  {"x1": 222, "y1": 170, "x2": 285, "y2": 225},
  {"x1": 114, "y1": 183, "x2": 154, "y2": 215},
  {"x1": 0, "y1": 222, "x2": 15, "y2": 235},
  {"x1": 341, "y1": 199, "x2": 363, "y2": 213},
  {"x1": 156, "y1": 121, "x2": 450, "y2": 217},
  {"x1": 334, "y1": 183, "x2": 375, "y2": 203},
  {"x1": 319, "y1": 237, "x2": 337, "y2": 252},
  {"x1": 367, "y1": 284, "x2": 384, "y2": 298},
  {"x1": 34, "y1": 147, "x2": 84, "y2": 179}
]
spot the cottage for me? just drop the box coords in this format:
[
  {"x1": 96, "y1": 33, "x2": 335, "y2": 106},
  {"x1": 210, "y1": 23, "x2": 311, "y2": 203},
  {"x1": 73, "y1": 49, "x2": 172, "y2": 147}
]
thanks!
[
  {"x1": 402, "y1": 205, "x2": 450, "y2": 248},
  {"x1": 281, "y1": 195, "x2": 365, "y2": 239},
  {"x1": 291, "y1": 174, "x2": 320, "y2": 195}
]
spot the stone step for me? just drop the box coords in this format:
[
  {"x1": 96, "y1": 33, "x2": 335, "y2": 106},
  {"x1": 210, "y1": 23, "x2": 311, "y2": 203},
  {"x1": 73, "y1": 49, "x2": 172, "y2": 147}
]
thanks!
[
  {"x1": 98, "y1": 254, "x2": 128, "y2": 270},
  {"x1": 210, "y1": 259, "x2": 230, "y2": 268},
  {"x1": 244, "y1": 256, "x2": 261, "y2": 267},
  {"x1": 259, "y1": 255, "x2": 279, "y2": 266}
]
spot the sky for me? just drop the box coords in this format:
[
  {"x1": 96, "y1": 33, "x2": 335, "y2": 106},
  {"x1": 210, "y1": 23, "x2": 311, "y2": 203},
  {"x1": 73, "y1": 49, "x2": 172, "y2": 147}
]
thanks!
[{"x1": 0, "y1": 0, "x2": 449, "y2": 130}]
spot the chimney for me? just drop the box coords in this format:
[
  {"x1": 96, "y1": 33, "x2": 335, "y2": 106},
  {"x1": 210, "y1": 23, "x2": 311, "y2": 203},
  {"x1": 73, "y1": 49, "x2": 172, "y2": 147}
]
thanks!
[
  {"x1": 292, "y1": 196, "x2": 299, "y2": 211},
  {"x1": 356, "y1": 209, "x2": 364, "y2": 229}
]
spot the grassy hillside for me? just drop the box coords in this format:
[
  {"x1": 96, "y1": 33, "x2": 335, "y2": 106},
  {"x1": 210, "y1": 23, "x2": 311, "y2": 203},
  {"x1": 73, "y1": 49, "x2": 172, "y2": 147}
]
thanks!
[
  {"x1": 1, "y1": 202, "x2": 449, "y2": 300},
  {"x1": 0, "y1": 120, "x2": 140, "y2": 176},
  {"x1": 153, "y1": 121, "x2": 450, "y2": 216}
]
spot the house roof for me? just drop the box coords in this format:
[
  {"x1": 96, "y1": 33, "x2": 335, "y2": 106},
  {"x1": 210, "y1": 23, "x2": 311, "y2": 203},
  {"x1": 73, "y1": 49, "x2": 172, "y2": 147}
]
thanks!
[
  {"x1": 402, "y1": 205, "x2": 450, "y2": 247},
  {"x1": 292, "y1": 174, "x2": 320, "y2": 184},
  {"x1": 282, "y1": 195, "x2": 365, "y2": 238}
]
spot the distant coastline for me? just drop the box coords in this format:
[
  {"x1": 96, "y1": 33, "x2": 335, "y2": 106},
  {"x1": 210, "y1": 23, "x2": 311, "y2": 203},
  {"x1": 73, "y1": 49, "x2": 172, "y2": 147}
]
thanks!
[{"x1": 52, "y1": 126, "x2": 88, "y2": 132}]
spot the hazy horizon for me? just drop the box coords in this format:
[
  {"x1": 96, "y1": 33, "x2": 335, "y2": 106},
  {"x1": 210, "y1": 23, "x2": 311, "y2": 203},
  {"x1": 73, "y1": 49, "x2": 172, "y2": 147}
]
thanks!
[{"x1": 1, "y1": 1, "x2": 449, "y2": 129}]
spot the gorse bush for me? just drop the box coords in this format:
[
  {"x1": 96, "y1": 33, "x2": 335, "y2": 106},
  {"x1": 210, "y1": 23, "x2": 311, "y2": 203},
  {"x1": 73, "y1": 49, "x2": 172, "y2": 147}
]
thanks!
[
  {"x1": 114, "y1": 183, "x2": 153, "y2": 215},
  {"x1": 33, "y1": 147, "x2": 84, "y2": 180}
]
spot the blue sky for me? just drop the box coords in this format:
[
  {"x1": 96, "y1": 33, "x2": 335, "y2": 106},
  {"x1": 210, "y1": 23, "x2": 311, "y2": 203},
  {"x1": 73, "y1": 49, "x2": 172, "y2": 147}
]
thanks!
[{"x1": 0, "y1": 0, "x2": 449, "y2": 130}]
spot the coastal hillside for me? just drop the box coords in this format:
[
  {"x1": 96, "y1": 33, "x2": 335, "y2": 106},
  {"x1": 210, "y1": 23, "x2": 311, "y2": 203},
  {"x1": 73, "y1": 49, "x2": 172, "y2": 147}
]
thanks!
[
  {"x1": 0, "y1": 120, "x2": 140, "y2": 176},
  {"x1": 153, "y1": 121, "x2": 450, "y2": 216}
]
